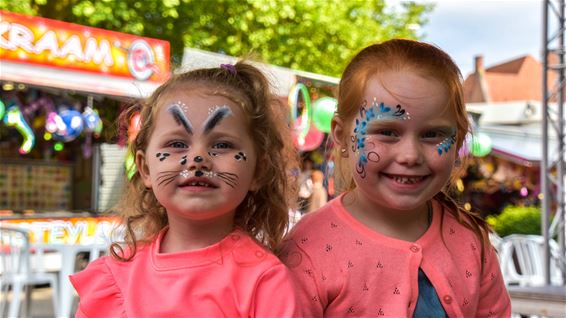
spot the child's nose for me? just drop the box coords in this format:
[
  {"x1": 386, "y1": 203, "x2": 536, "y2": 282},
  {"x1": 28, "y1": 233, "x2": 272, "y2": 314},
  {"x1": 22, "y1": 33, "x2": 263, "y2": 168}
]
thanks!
[
  {"x1": 187, "y1": 153, "x2": 212, "y2": 171},
  {"x1": 396, "y1": 138, "x2": 424, "y2": 166}
]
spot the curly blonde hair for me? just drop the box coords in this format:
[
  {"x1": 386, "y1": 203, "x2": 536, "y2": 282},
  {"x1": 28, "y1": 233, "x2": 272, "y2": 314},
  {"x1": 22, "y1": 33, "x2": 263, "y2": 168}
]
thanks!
[{"x1": 111, "y1": 61, "x2": 298, "y2": 261}]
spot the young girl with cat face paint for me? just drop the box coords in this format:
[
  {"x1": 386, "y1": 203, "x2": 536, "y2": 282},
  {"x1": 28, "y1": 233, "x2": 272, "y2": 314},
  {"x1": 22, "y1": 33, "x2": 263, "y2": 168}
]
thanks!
[
  {"x1": 71, "y1": 62, "x2": 300, "y2": 317},
  {"x1": 279, "y1": 39, "x2": 511, "y2": 317}
]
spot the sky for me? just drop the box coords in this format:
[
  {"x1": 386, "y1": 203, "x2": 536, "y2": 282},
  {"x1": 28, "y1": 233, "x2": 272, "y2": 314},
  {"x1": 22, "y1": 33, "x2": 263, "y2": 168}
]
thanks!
[{"x1": 417, "y1": 0, "x2": 541, "y2": 77}]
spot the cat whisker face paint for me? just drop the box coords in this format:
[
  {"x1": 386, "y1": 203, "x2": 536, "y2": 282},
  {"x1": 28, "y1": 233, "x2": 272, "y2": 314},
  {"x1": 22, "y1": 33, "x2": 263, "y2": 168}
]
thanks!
[
  {"x1": 142, "y1": 91, "x2": 259, "y2": 222},
  {"x1": 178, "y1": 169, "x2": 239, "y2": 188},
  {"x1": 153, "y1": 103, "x2": 249, "y2": 190}
]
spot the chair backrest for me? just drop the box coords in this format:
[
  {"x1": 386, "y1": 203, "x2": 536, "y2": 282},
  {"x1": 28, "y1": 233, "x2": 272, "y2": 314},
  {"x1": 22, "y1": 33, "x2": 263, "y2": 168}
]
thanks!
[
  {"x1": 0, "y1": 226, "x2": 32, "y2": 278},
  {"x1": 500, "y1": 234, "x2": 564, "y2": 286}
]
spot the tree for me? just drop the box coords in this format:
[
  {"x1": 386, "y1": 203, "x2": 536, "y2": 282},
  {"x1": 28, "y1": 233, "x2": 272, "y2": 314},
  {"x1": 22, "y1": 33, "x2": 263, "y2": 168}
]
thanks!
[{"x1": 1, "y1": 0, "x2": 433, "y2": 76}]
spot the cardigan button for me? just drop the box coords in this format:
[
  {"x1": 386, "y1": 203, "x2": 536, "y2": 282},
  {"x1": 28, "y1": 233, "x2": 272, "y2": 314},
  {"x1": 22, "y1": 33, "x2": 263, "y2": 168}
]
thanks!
[
  {"x1": 410, "y1": 245, "x2": 420, "y2": 253},
  {"x1": 443, "y1": 295, "x2": 453, "y2": 304}
]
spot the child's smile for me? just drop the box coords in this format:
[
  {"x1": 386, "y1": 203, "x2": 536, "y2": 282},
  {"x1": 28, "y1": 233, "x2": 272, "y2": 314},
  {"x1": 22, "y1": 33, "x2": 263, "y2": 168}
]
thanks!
[
  {"x1": 344, "y1": 71, "x2": 456, "y2": 214},
  {"x1": 138, "y1": 88, "x2": 258, "y2": 221}
]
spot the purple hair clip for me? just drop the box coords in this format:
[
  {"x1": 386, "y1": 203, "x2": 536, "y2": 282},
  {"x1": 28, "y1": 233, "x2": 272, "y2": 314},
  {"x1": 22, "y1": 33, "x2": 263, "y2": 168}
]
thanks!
[{"x1": 220, "y1": 63, "x2": 237, "y2": 75}]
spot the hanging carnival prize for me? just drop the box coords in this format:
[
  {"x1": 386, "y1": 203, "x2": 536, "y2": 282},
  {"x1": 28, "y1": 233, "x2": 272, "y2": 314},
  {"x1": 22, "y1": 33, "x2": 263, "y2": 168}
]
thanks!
[
  {"x1": 312, "y1": 97, "x2": 337, "y2": 133},
  {"x1": 288, "y1": 83, "x2": 325, "y2": 151},
  {"x1": 458, "y1": 133, "x2": 472, "y2": 157},
  {"x1": 0, "y1": 99, "x2": 5, "y2": 121},
  {"x1": 294, "y1": 115, "x2": 325, "y2": 152},
  {"x1": 52, "y1": 109, "x2": 84, "y2": 142},
  {"x1": 470, "y1": 132, "x2": 492, "y2": 157},
  {"x1": 128, "y1": 112, "x2": 141, "y2": 142},
  {"x1": 288, "y1": 83, "x2": 312, "y2": 147},
  {"x1": 4, "y1": 101, "x2": 35, "y2": 154},
  {"x1": 82, "y1": 96, "x2": 103, "y2": 158},
  {"x1": 125, "y1": 112, "x2": 142, "y2": 179},
  {"x1": 83, "y1": 108, "x2": 103, "y2": 138}
]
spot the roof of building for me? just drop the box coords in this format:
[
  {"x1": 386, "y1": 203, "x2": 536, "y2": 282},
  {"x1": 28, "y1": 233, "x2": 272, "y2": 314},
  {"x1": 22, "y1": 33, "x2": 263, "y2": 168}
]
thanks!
[{"x1": 463, "y1": 55, "x2": 544, "y2": 103}]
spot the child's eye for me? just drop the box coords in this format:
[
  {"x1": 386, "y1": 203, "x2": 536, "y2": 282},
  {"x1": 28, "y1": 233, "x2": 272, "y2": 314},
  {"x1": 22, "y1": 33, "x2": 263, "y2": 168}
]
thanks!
[
  {"x1": 369, "y1": 129, "x2": 399, "y2": 142},
  {"x1": 212, "y1": 141, "x2": 234, "y2": 149},
  {"x1": 422, "y1": 130, "x2": 448, "y2": 140},
  {"x1": 378, "y1": 130, "x2": 396, "y2": 137},
  {"x1": 168, "y1": 141, "x2": 187, "y2": 148}
]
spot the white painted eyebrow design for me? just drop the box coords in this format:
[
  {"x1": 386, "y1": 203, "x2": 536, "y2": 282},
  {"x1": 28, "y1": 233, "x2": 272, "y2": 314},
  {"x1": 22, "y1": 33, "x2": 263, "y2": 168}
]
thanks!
[
  {"x1": 168, "y1": 103, "x2": 193, "y2": 134},
  {"x1": 203, "y1": 105, "x2": 233, "y2": 134}
]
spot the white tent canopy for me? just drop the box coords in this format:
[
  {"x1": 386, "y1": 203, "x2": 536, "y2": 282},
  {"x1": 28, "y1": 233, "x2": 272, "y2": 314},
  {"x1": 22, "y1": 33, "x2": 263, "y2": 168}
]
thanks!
[
  {"x1": 467, "y1": 101, "x2": 561, "y2": 165},
  {"x1": 180, "y1": 48, "x2": 339, "y2": 97}
]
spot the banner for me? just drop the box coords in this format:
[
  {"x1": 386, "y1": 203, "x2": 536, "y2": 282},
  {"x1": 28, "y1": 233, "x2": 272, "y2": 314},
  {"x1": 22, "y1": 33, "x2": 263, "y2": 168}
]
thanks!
[{"x1": 0, "y1": 10, "x2": 170, "y2": 82}]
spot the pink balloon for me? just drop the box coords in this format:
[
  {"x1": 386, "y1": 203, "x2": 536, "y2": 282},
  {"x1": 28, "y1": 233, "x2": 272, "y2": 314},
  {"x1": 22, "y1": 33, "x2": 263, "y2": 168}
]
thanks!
[{"x1": 292, "y1": 117, "x2": 325, "y2": 151}]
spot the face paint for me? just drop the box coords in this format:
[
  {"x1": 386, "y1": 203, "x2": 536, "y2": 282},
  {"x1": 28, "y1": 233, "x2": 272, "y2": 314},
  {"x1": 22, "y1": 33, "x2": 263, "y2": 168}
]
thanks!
[
  {"x1": 352, "y1": 98, "x2": 410, "y2": 177},
  {"x1": 168, "y1": 102, "x2": 193, "y2": 134},
  {"x1": 156, "y1": 152, "x2": 170, "y2": 161},
  {"x1": 178, "y1": 169, "x2": 239, "y2": 188},
  {"x1": 436, "y1": 134, "x2": 456, "y2": 155},
  {"x1": 234, "y1": 152, "x2": 247, "y2": 161},
  {"x1": 194, "y1": 156, "x2": 203, "y2": 163},
  {"x1": 204, "y1": 105, "x2": 233, "y2": 134},
  {"x1": 180, "y1": 155, "x2": 187, "y2": 165}
]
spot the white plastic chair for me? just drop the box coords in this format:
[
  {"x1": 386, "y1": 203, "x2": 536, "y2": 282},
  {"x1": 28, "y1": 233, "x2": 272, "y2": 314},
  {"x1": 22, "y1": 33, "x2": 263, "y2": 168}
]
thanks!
[
  {"x1": 489, "y1": 231, "x2": 504, "y2": 256},
  {"x1": 499, "y1": 234, "x2": 565, "y2": 286},
  {"x1": 0, "y1": 226, "x2": 59, "y2": 318}
]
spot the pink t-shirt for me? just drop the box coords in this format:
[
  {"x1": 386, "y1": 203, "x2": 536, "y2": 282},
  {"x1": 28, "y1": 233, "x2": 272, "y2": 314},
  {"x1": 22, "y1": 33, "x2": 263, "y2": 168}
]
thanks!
[
  {"x1": 70, "y1": 228, "x2": 300, "y2": 317},
  {"x1": 279, "y1": 195, "x2": 511, "y2": 317}
]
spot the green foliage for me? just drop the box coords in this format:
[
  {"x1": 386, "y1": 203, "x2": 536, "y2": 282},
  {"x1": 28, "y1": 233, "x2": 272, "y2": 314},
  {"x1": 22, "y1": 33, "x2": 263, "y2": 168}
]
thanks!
[
  {"x1": 486, "y1": 205, "x2": 542, "y2": 237},
  {"x1": 1, "y1": 0, "x2": 433, "y2": 76}
]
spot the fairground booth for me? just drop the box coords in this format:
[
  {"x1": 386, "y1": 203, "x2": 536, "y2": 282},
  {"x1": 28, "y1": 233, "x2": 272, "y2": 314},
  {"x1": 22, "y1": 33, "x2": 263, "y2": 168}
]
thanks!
[
  {"x1": 0, "y1": 10, "x2": 170, "y2": 242},
  {"x1": 0, "y1": 12, "x2": 170, "y2": 315}
]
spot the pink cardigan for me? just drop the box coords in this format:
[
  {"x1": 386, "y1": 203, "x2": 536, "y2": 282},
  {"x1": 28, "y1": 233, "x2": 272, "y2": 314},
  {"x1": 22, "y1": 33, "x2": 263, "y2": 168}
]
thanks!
[
  {"x1": 279, "y1": 195, "x2": 511, "y2": 317},
  {"x1": 71, "y1": 228, "x2": 300, "y2": 317}
]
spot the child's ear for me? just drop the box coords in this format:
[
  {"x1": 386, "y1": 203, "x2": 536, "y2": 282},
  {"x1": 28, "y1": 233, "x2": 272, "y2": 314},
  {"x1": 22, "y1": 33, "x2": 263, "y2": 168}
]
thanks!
[
  {"x1": 331, "y1": 115, "x2": 349, "y2": 157},
  {"x1": 135, "y1": 150, "x2": 153, "y2": 188}
]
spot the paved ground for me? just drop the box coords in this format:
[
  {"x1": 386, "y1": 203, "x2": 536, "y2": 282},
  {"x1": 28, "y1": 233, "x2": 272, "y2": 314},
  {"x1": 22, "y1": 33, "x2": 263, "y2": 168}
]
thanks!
[
  {"x1": 3, "y1": 285, "x2": 563, "y2": 318},
  {"x1": 2, "y1": 286, "x2": 77, "y2": 318}
]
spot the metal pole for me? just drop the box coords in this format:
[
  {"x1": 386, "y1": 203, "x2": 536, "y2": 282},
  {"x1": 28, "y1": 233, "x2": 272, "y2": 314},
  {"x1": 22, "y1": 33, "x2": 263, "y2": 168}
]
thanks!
[
  {"x1": 541, "y1": 0, "x2": 551, "y2": 285},
  {"x1": 90, "y1": 143, "x2": 101, "y2": 213},
  {"x1": 558, "y1": 0, "x2": 566, "y2": 284}
]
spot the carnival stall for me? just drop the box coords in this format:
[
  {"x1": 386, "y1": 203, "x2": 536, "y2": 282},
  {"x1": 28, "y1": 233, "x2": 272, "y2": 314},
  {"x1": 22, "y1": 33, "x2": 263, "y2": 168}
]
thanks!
[
  {"x1": 0, "y1": 10, "x2": 170, "y2": 224},
  {"x1": 0, "y1": 11, "x2": 170, "y2": 316}
]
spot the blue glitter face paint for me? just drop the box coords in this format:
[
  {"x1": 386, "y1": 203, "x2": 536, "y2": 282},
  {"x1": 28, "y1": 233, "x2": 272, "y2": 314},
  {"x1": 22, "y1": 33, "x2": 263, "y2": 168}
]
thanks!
[
  {"x1": 436, "y1": 134, "x2": 456, "y2": 156},
  {"x1": 352, "y1": 98, "x2": 411, "y2": 177}
]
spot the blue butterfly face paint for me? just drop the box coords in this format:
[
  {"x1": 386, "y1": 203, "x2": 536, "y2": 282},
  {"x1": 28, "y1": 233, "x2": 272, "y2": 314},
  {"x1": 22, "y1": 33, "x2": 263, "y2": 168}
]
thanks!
[
  {"x1": 352, "y1": 98, "x2": 411, "y2": 178},
  {"x1": 436, "y1": 134, "x2": 456, "y2": 156}
]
